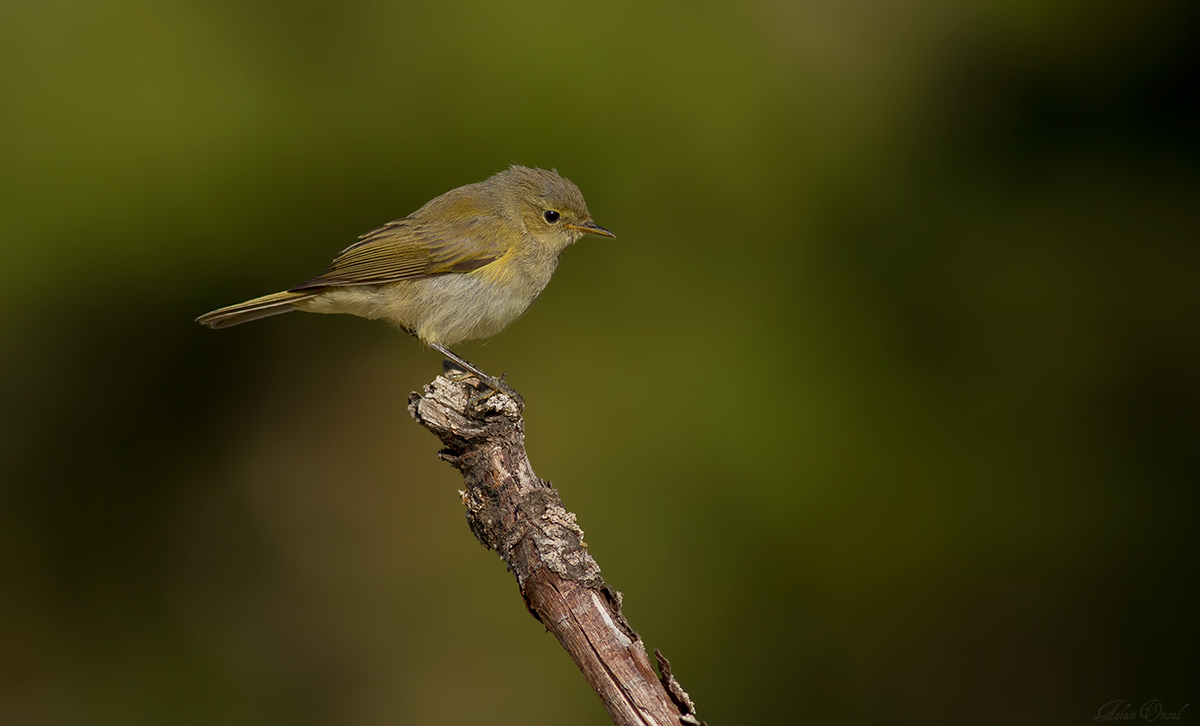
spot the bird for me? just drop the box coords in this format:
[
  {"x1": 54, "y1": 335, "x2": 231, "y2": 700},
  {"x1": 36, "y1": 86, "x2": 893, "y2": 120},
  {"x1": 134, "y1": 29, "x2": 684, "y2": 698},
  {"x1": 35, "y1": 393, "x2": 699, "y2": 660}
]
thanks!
[{"x1": 196, "y1": 165, "x2": 614, "y2": 406}]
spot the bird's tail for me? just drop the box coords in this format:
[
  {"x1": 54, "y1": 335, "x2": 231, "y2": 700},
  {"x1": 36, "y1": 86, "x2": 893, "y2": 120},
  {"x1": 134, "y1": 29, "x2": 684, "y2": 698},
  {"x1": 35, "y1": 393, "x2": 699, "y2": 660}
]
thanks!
[{"x1": 196, "y1": 290, "x2": 319, "y2": 329}]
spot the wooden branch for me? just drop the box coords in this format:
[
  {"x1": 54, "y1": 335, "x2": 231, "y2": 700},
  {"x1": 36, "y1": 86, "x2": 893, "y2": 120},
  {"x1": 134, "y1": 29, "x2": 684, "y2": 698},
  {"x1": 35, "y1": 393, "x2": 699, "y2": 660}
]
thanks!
[{"x1": 407, "y1": 373, "x2": 703, "y2": 726}]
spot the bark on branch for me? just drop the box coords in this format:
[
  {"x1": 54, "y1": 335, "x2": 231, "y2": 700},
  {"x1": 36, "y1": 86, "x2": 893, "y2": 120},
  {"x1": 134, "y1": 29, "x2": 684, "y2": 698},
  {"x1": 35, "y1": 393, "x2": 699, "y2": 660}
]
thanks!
[{"x1": 407, "y1": 373, "x2": 703, "y2": 726}]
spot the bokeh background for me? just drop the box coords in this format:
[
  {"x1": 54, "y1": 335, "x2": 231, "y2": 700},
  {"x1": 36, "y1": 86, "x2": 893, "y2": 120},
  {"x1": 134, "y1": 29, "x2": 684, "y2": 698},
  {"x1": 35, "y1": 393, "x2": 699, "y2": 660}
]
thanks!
[{"x1": 1, "y1": 0, "x2": 1197, "y2": 724}]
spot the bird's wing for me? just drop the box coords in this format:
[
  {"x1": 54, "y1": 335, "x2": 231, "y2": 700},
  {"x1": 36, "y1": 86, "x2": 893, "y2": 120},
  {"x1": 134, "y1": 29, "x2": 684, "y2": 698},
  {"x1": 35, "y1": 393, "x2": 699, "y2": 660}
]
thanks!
[{"x1": 289, "y1": 215, "x2": 508, "y2": 291}]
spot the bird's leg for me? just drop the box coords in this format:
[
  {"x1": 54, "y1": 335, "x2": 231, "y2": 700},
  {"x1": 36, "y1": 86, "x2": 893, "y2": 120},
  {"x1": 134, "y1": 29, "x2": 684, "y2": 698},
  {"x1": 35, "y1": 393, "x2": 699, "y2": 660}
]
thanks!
[{"x1": 428, "y1": 342, "x2": 525, "y2": 409}]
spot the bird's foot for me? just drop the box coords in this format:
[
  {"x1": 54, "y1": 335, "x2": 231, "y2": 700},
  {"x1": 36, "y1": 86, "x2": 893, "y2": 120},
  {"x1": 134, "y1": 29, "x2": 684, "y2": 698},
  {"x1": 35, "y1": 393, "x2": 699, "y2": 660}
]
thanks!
[
  {"x1": 441, "y1": 361, "x2": 525, "y2": 410},
  {"x1": 470, "y1": 373, "x2": 525, "y2": 410}
]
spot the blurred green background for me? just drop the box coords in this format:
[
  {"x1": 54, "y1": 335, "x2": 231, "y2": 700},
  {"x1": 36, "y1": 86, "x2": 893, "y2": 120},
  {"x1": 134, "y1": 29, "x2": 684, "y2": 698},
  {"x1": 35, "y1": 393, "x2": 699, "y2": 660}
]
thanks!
[{"x1": 1, "y1": 0, "x2": 1196, "y2": 723}]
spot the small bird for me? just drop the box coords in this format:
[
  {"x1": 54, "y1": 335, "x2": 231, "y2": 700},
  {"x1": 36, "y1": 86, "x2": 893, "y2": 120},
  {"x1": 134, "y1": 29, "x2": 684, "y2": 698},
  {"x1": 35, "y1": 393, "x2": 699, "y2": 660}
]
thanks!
[{"x1": 197, "y1": 165, "x2": 614, "y2": 405}]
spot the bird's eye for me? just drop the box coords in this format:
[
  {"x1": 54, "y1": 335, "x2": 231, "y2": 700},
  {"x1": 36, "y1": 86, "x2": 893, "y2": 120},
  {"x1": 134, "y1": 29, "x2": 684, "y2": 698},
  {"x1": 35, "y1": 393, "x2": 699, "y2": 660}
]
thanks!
[{"x1": 543, "y1": 210, "x2": 560, "y2": 223}]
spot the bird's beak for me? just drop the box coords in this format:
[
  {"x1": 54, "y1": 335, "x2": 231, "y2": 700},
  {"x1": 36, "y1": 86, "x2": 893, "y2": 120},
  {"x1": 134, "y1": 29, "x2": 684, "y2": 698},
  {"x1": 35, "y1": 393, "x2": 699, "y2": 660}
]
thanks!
[{"x1": 568, "y1": 221, "x2": 616, "y2": 238}]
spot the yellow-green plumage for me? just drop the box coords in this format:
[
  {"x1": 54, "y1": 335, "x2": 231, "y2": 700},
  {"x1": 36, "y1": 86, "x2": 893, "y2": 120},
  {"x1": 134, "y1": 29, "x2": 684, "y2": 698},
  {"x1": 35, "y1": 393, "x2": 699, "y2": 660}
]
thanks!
[{"x1": 197, "y1": 166, "x2": 612, "y2": 398}]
